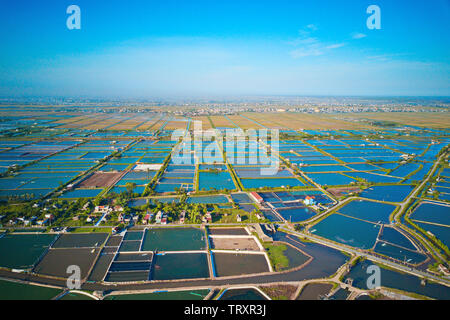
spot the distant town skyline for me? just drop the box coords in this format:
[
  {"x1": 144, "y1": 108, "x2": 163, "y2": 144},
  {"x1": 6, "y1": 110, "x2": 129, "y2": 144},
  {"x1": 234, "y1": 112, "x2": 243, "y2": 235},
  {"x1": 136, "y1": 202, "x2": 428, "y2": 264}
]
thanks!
[{"x1": 0, "y1": 0, "x2": 449, "y2": 98}]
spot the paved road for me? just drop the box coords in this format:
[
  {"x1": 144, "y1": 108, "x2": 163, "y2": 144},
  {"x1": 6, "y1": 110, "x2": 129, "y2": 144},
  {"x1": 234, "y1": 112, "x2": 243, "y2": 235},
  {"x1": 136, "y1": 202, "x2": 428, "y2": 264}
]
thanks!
[
  {"x1": 394, "y1": 152, "x2": 445, "y2": 221},
  {"x1": 391, "y1": 152, "x2": 449, "y2": 263}
]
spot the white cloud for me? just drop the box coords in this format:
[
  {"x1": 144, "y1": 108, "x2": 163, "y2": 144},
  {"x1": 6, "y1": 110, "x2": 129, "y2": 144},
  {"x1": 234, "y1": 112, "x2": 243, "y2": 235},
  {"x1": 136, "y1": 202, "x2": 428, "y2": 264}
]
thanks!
[
  {"x1": 326, "y1": 43, "x2": 346, "y2": 49},
  {"x1": 306, "y1": 24, "x2": 318, "y2": 31},
  {"x1": 297, "y1": 24, "x2": 318, "y2": 38},
  {"x1": 290, "y1": 47, "x2": 324, "y2": 58},
  {"x1": 352, "y1": 32, "x2": 367, "y2": 39},
  {"x1": 287, "y1": 37, "x2": 319, "y2": 46},
  {"x1": 366, "y1": 53, "x2": 408, "y2": 62},
  {"x1": 289, "y1": 25, "x2": 345, "y2": 58}
]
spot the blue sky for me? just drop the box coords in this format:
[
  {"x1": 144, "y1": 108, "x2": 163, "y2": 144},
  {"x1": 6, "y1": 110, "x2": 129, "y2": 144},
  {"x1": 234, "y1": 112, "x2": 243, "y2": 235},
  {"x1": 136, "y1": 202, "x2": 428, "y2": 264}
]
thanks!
[{"x1": 0, "y1": 0, "x2": 449, "y2": 98}]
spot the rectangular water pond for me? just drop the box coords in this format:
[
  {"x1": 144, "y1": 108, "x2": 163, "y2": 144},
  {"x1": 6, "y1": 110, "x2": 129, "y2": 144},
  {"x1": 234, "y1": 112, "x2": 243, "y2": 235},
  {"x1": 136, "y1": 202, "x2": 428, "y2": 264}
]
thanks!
[
  {"x1": 276, "y1": 206, "x2": 317, "y2": 222},
  {"x1": 306, "y1": 173, "x2": 356, "y2": 186},
  {"x1": 88, "y1": 253, "x2": 115, "y2": 282},
  {"x1": 186, "y1": 195, "x2": 229, "y2": 204},
  {"x1": 337, "y1": 200, "x2": 396, "y2": 224},
  {"x1": 119, "y1": 240, "x2": 142, "y2": 252},
  {"x1": 105, "y1": 235, "x2": 123, "y2": 247},
  {"x1": 311, "y1": 214, "x2": 380, "y2": 249},
  {"x1": 212, "y1": 252, "x2": 270, "y2": 277},
  {"x1": 230, "y1": 192, "x2": 253, "y2": 204},
  {"x1": 34, "y1": 248, "x2": 101, "y2": 279},
  {"x1": 109, "y1": 261, "x2": 152, "y2": 272},
  {"x1": 141, "y1": 228, "x2": 206, "y2": 251},
  {"x1": 198, "y1": 171, "x2": 236, "y2": 191},
  {"x1": 0, "y1": 233, "x2": 57, "y2": 269},
  {"x1": 60, "y1": 188, "x2": 103, "y2": 198},
  {"x1": 359, "y1": 185, "x2": 414, "y2": 203},
  {"x1": 52, "y1": 233, "x2": 108, "y2": 248},
  {"x1": 105, "y1": 271, "x2": 150, "y2": 282},
  {"x1": 151, "y1": 253, "x2": 210, "y2": 280},
  {"x1": 410, "y1": 202, "x2": 450, "y2": 226},
  {"x1": 413, "y1": 221, "x2": 450, "y2": 249},
  {"x1": 241, "y1": 178, "x2": 304, "y2": 189},
  {"x1": 123, "y1": 231, "x2": 144, "y2": 241}
]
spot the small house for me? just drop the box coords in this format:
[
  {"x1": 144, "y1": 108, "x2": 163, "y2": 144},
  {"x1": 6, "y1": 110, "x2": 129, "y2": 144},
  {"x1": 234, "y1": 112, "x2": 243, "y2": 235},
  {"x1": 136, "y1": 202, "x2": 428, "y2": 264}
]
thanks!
[
  {"x1": 249, "y1": 192, "x2": 263, "y2": 203},
  {"x1": 303, "y1": 196, "x2": 315, "y2": 206},
  {"x1": 143, "y1": 213, "x2": 151, "y2": 225}
]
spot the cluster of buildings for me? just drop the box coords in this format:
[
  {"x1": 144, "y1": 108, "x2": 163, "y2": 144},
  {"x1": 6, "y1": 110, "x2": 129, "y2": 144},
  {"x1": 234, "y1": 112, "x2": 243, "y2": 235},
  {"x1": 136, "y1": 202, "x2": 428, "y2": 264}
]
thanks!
[
  {"x1": 2, "y1": 213, "x2": 55, "y2": 227},
  {"x1": 1, "y1": 202, "x2": 64, "y2": 227},
  {"x1": 75, "y1": 204, "x2": 126, "y2": 224}
]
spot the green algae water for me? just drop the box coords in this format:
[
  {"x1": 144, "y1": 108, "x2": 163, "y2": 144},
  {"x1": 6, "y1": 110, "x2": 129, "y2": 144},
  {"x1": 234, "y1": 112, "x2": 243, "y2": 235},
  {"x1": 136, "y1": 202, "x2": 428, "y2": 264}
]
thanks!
[
  {"x1": 0, "y1": 233, "x2": 57, "y2": 269},
  {"x1": 104, "y1": 289, "x2": 210, "y2": 300},
  {"x1": 0, "y1": 279, "x2": 61, "y2": 300}
]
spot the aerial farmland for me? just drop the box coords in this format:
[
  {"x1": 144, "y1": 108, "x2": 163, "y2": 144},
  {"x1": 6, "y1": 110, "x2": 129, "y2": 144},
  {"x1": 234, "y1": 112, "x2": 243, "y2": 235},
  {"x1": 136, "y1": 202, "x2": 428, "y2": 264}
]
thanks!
[{"x1": 0, "y1": 103, "x2": 448, "y2": 302}]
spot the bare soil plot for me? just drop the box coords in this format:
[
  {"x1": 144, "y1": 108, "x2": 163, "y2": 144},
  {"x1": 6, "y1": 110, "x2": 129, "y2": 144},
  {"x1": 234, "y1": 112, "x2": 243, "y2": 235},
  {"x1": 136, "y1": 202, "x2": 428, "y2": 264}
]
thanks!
[
  {"x1": 151, "y1": 119, "x2": 167, "y2": 131},
  {"x1": 59, "y1": 114, "x2": 110, "y2": 129},
  {"x1": 190, "y1": 116, "x2": 213, "y2": 130},
  {"x1": 136, "y1": 119, "x2": 159, "y2": 130},
  {"x1": 341, "y1": 112, "x2": 450, "y2": 129},
  {"x1": 52, "y1": 115, "x2": 90, "y2": 125},
  {"x1": 164, "y1": 120, "x2": 188, "y2": 130},
  {"x1": 209, "y1": 115, "x2": 236, "y2": 128},
  {"x1": 226, "y1": 115, "x2": 264, "y2": 129},
  {"x1": 327, "y1": 186, "x2": 361, "y2": 197},
  {"x1": 84, "y1": 117, "x2": 122, "y2": 130},
  {"x1": 210, "y1": 237, "x2": 261, "y2": 251},
  {"x1": 108, "y1": 116, "x2": 143, "y2": 130},
  {"x1": 78, "y1": 172, "x2": 124, "y2": 188},
  {"x1": 241, "y1": 113, "x2": 285, "y2": 129},
  {"x1": 142, "y1": 117, "x2": 165, "y2": 130},
  {"x1": 257, "y1": 113, "x2": 374, "y2": 130}
]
